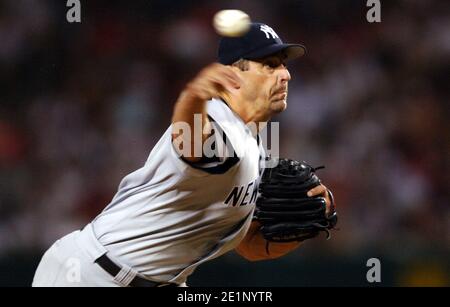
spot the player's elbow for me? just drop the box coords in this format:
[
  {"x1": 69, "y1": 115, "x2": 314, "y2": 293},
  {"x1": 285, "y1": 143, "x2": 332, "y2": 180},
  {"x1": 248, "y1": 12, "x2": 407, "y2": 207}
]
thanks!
[
  {"x1": 235, "y1": 220, "x2": 302, "y2": 261},
  {"x1": 236, "y1": 238, "x2": 302, "y2": 262},
  {"x1": 235, "y1": 246, "x2": 272, "y2": 262},
  {"x1": 235, "y1": 240, "x2": 300, "y2": 262}
]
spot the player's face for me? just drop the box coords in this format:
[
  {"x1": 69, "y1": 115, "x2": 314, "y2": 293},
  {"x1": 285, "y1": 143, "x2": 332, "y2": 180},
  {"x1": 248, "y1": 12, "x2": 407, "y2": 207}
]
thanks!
[{"x1": 242, "y1": 54, "x2": 291, "y2": 115}]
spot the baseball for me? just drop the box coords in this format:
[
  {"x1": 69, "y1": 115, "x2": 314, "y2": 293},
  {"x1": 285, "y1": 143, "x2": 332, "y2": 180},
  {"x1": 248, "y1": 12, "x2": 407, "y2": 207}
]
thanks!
[{"x1": 213, "y1": 9, "x2": 251, "y2": 37}]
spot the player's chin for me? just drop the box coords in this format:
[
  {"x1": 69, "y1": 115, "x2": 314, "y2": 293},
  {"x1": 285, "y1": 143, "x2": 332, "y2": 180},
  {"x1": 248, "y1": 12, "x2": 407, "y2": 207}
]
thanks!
[{"x1": 270, "y1": 98, "x2": 287, "y2": 113}]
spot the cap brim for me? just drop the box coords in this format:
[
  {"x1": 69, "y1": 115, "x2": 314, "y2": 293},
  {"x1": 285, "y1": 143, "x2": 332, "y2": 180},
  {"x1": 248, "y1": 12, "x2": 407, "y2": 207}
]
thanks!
[{"x1": 243, "y1": 43, "x2": 306, "y2": 62}]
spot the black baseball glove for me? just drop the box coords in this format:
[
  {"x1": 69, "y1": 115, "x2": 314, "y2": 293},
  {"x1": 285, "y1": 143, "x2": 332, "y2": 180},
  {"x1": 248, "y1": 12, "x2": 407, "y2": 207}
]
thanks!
[{"x1": 255, "y1": 158, "x2": 338, "y2": 243}]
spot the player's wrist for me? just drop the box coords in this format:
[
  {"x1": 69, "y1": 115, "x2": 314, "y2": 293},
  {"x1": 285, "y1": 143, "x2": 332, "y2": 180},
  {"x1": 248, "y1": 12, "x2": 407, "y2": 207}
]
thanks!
[{"x1": 182, "y1": 84, "x2": 211, "y2": 102}]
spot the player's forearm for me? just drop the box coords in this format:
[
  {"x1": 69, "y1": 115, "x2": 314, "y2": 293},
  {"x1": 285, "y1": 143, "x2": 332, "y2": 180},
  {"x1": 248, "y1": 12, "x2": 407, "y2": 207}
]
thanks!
[
  {"x1": 171, "y1": 63, "x2": 239, "y2": 162},
  {"x1": 172, "y1": 88, "x2": 208, "y2": 125},
  {"x1": 171, "y1": 89, "x2": 211, "y2": 162},
  {"x1": 235, "y1": 221, "x2": 301, "y2": 261}
]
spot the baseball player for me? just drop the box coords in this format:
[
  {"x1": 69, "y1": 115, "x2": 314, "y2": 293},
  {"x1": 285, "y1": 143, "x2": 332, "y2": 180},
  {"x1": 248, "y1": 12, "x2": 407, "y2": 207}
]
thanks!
[{"x1": 32, "y1": 22, "x2": 335, "y2": 287}]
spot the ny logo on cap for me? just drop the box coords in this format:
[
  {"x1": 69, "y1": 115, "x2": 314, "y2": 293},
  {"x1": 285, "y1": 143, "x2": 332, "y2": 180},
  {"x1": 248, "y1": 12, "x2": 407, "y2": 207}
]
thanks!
[{"x1": 260, "y1": 25, "x2": 279, "y2": 39}]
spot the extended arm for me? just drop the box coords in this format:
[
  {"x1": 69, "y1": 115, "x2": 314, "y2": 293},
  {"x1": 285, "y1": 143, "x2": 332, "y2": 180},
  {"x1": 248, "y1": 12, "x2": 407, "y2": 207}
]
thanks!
[
  {"x1": 235, "y1": 220, "x2": 301, "y2": 261},
  {"x1": 171, "y1": 63, "x2": 241, "y2": 162}
]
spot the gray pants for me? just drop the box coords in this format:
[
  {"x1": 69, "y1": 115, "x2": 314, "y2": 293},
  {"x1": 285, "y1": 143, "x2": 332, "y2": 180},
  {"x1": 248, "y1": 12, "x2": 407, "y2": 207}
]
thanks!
[
  {"x1": 32, "y1": 226, "x2": 119, "y2": 287},
  {"x1": 32, "y1": 224, "x2": 187, "y2": 287},
  {"x1": 33, "y1": 224, "x2": 187, "y2": 287}
]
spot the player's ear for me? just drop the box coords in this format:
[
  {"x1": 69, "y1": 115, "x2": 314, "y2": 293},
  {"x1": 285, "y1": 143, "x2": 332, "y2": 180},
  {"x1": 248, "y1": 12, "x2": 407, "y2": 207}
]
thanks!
[{"x1": 231, "y1": 59, "x2": 249, "y2": 72}]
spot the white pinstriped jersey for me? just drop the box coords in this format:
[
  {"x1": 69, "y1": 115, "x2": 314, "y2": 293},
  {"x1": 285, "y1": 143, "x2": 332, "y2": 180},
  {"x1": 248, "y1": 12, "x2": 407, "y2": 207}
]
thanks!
[{"x1": 90, "y1": 98, "x2": 264, "y2": 284}]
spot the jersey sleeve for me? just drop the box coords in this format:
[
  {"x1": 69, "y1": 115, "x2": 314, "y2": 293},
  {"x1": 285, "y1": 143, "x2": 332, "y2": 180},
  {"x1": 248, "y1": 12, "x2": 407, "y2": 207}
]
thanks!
[{"x1": 170, "y1": 118, "x2": 240, "y2": 175}]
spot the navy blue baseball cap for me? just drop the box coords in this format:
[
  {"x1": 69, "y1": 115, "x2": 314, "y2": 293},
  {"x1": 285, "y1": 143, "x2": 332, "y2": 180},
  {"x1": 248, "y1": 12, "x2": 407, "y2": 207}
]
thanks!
[{"x1": 218, "y1": 22, "x2": 306, "y2": 65}]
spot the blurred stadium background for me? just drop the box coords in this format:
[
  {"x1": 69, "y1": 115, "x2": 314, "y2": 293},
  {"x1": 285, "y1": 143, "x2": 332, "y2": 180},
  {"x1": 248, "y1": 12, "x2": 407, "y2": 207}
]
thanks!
[{"x1": 0, "y1": 0, "x2": 448, "y2": 286}]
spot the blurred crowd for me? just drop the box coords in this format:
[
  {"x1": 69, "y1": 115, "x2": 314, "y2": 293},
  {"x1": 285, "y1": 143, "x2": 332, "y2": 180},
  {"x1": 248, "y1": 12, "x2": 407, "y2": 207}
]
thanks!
[{"x1": 0, "y1": 0, "x2": 448, "y2": 267}]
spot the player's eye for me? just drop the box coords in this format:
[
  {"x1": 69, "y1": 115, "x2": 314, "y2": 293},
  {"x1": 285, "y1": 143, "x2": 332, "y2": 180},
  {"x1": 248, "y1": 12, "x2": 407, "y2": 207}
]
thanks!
[
  {"x1": 263, "y1": 59, "x2": 285, "y2": 69},
  {"x1": 264, "y1": 61, "x2": 278, "y2": 68}
]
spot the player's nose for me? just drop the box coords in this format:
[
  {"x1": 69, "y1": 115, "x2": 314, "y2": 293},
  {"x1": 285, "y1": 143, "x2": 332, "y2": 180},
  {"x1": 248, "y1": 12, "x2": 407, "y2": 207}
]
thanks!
[{"x1": 279, "y1": 66, "x2": 291, "y2": 83}]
